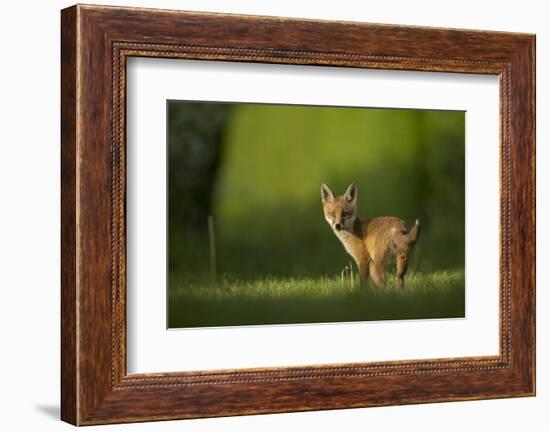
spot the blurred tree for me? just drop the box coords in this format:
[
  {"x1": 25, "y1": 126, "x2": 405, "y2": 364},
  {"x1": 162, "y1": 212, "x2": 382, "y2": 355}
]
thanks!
[{"x1": 168, "y1": 102, "x2": 233, "y2": 233}]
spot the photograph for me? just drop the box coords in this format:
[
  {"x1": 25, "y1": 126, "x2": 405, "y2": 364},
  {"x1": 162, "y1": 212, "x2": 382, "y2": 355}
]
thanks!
[
  {"x1": 167, "y1": 101, "x2": 466, "y2": 328},
  {"x1": 47, "y1": 1, "x2": 536, "y2": 427}
]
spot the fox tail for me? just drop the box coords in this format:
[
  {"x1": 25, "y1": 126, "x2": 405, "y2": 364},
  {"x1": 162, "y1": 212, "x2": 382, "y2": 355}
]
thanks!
[{"x1": 406, "y1": 219, "x2": 421, "y2": 244}]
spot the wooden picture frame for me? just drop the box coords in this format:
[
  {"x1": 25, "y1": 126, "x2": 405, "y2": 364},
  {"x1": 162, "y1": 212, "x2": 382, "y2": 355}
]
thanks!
[{"x1": 61, "y1": 4, "x2": 535, "y2": 425}]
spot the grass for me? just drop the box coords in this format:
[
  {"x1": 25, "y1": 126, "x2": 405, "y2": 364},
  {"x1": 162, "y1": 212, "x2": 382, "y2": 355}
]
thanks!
[{"x1": 168, "y1": 269, "x2": 465, "y2": 328}]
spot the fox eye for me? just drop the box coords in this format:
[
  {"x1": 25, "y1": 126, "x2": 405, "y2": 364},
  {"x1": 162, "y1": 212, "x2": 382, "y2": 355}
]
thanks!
[{"x1": 342, "y1": 211, "x2": 349, "y2": 217}]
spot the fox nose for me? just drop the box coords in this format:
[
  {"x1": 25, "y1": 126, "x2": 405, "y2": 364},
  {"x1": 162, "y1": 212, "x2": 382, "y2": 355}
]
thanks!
[{"x1": 335, "y1": 223, "x2": 342, "y2": 230}]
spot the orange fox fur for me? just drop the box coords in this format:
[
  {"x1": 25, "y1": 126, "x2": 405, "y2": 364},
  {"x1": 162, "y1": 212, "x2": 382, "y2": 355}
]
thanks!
[{"x1": 321, "y1": 183, "x2": 420, "y2": 289}]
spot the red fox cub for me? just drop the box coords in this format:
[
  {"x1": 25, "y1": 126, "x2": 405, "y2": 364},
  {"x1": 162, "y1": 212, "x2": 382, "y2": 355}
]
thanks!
[{"x1": 321, "y1": 183, "x2": 420, "y2": 289}]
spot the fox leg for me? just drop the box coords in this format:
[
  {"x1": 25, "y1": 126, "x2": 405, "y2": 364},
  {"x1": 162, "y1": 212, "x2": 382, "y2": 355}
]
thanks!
[
  {"x1": 369, "y1": 259, "x2": 386, "y2": 289},
  {"x1": 396, "y1": 251, "x2": 409, "y2": 289},
  {"x1": 358, "y1": 258, "x2": 370, "y2": 288}
]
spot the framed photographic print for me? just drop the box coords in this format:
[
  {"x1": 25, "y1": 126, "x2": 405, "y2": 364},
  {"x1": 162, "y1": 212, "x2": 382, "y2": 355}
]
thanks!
[{"x1": 61, "y1": 4, "x2": 535, "y2": 425}]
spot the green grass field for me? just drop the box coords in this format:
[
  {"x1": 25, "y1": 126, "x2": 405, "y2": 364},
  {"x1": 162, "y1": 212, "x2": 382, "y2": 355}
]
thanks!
[{"x1": 168, "y1": 270, "x2": 465, "y2": 328}]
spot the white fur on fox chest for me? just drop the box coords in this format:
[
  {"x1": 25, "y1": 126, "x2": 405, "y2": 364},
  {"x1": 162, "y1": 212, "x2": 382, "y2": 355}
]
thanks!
[{"x1": 333, "y1": 228, "x2": 361, "y2": 264}]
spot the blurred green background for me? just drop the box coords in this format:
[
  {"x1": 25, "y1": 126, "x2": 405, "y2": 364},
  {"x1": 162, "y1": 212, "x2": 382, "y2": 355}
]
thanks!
[{"x1": 167, "y1": 101, "x2": 465, "y2": 328}]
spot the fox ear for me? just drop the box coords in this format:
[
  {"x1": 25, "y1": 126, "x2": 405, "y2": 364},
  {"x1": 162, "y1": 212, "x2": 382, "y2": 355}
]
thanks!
[
  {"x1": 344, "y1": 183, "x2": 357, "y2": 203},
  {"x1": 321, "y1": 183, "x2": 335, "y2": 202}
]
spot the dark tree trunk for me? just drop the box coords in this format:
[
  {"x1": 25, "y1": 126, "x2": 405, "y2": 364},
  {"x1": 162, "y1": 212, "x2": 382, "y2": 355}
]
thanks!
[{"x1": 168, "y1": 102, "x2": 232, "y2": 234}]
